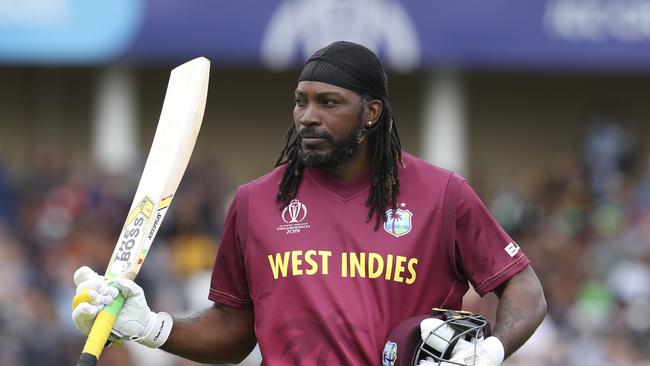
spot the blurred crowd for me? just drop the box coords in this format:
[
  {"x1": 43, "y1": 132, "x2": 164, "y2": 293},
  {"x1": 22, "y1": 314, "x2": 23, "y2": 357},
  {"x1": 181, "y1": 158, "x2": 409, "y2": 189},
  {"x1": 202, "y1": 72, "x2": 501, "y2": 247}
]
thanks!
[
  {"x1": 0, "y1": 145, "x2": 232, "y2": 366},
  {"x1": 1, "y1": 120, "x2": 649, "y2": 365},
  {"x1": 482, "y1": 119, "x2": 650, "y2": 366}
]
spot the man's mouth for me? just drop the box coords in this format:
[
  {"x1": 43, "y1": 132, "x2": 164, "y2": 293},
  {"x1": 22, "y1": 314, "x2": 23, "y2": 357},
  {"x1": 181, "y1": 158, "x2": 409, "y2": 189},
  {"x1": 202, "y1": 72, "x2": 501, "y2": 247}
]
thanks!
[
  {"x1": 300, "y1": 137, "x2": 326, "y2": 146},
  {"x1": 298, "y1": 131, "x2": 330, "y2": 147}
]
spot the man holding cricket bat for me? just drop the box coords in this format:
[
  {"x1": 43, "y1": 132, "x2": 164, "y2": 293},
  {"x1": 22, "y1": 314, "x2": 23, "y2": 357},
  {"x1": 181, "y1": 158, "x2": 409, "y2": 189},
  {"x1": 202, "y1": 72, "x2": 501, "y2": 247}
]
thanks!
[{"x1": 72, "y1": 41, "x2": 546, "y2": 365}]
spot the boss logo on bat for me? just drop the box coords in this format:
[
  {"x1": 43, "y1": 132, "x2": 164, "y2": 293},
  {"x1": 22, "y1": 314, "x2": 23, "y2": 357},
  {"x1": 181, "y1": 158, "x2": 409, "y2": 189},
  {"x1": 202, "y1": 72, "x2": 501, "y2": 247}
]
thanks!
[
  {"x1": 110, "y1": 197, "x2": 154, "y2": 274},
  {"x1": 116, "y1": 216, "x2": 145, "y2": 262}
]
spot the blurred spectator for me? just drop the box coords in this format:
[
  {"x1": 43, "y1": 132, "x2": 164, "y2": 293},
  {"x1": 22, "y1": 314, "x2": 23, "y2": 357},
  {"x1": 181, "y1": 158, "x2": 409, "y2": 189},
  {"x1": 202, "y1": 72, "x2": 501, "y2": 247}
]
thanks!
[
  {"x1": 487, "y1": 122, "x2": 650, "y2": 365},
  {"x1": 0, "y1": 145, "x2": 235, "y2": 365},
  {"x1": 582, "y1": 117, "x2": 636, "y2": 202},
  {"x1": 0, "y1": 163, "x2": 16, "y2": 228}
]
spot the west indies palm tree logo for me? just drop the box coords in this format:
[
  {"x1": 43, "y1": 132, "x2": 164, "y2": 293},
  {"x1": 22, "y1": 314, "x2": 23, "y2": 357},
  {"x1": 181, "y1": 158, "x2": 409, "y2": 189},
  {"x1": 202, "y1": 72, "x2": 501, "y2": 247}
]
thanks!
[
  {"x1": 384, "y1": 203, "x2": 413, "y2": 237},
  {"x1": 278, "y1": 309, "x2": 370, "y2": 365}
]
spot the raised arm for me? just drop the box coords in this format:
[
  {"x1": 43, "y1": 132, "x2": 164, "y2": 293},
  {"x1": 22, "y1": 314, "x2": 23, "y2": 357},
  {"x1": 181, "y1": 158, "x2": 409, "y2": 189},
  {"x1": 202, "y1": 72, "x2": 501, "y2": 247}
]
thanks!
[
  {"x1": 492, "y1": 265, "x2": 547, "y2": 357},
  {"x1": 72, "y1": 267, "x2": 257, "y2": 364},
  {"x1": 162, "y1": 303, "x2": 257, "y2": 364}
]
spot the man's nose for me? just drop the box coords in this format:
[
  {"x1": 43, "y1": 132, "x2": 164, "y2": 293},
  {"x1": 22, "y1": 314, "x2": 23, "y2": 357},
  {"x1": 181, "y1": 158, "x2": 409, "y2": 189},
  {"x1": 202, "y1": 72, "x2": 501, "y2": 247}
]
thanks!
[{"x1": 300, "y1": 104, "x2": 321, "y2": 126}]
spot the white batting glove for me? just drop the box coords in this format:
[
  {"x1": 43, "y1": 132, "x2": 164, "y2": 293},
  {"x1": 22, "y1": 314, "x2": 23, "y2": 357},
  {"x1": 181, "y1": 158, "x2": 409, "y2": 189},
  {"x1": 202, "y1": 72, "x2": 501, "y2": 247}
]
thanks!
[
  {"x1": 420, "y1": 318, "x2": 504, "y2": 366},
  {"x1": 71, "y1": 266, "x2": 173, "y2": 348},
  {"x1": 418, "y1": 356, "x2": 437, "y2": 365},
  {"x1": 439, "y1": 337, "x2": 503, "y2": 366},
  {"x1": 417, "y1": 338, "x2": 503, "y2": 366}
]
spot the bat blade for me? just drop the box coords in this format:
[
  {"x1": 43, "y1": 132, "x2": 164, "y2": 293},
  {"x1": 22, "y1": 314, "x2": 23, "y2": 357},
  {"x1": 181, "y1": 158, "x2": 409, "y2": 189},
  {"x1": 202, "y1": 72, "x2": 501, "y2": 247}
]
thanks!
[
  {"x1": 76, "y1": 57, "x2": 210, "y2": 366},
  {"x1": 106, "y1": 56, "x2": 210, "y2": 280}
]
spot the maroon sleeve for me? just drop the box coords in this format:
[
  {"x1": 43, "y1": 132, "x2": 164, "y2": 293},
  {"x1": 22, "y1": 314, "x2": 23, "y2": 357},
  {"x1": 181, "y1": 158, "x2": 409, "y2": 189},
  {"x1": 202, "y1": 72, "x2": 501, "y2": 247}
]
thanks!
[
  {"x1": 454, "y1": 180, "x2": 529, "y2": 296},
  {"x1": 208, "y1": 187, "x2": 253, "y2": 308}
]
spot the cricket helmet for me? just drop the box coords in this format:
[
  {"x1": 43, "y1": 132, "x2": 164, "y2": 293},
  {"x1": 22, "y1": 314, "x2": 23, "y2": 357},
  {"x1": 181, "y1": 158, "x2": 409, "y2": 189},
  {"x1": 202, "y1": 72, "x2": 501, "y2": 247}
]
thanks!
[{"x1": 382, "y1": 309, "x2": 490, "y2": 366}]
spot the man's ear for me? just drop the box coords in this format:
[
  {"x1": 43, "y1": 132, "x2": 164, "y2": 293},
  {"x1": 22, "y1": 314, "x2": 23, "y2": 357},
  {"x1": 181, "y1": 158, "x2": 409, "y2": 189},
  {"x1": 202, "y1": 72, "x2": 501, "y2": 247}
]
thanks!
[{"x1": 365, "y1": 99, "x2": 383, "y2": 128}]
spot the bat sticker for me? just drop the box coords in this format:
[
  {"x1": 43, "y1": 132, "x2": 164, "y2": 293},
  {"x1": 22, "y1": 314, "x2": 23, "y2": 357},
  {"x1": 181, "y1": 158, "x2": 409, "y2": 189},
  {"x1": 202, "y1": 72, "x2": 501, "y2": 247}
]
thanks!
[{"x1": 107, "y1": 196, "x2": 154, "y2": 276}]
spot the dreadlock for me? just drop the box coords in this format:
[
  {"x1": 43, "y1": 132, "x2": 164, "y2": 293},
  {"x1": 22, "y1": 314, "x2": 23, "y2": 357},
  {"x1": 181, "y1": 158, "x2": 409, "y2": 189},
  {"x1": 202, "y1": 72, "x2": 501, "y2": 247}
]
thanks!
[{"x1": 275, "y1": 94, "x2": 404, "y2": 230}]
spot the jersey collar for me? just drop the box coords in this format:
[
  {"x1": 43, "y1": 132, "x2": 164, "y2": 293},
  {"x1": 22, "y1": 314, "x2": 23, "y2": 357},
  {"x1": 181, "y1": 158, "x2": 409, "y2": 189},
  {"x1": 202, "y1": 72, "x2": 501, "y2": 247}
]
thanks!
[{"x1": 304, "y1": 166, "x2": 371, "y2": 200}]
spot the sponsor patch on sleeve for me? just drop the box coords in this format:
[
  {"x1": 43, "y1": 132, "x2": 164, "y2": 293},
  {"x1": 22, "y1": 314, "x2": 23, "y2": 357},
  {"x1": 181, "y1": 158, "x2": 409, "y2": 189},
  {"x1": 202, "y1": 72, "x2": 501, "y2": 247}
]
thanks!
[{"x1": 504, "y1": 242, "x2": 520, "y2": 257}]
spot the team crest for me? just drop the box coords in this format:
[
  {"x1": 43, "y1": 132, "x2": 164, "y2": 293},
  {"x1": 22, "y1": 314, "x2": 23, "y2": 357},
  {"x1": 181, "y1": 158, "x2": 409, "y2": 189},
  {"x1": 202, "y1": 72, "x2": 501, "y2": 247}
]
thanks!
[
  {"x1": 382, "y1": 341, "x2": 397, "y2": 366},
  {"x1": 384, "y1": 208, "x2": 413, "y2": 237}
]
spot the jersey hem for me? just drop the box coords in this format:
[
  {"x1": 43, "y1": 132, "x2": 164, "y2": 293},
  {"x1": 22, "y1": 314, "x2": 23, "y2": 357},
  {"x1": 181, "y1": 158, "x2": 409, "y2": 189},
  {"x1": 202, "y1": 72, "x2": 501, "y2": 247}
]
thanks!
[
  {"x1": 474, "y1": 256, "x2": 530, "y2": 296},
  {"x1": 439, "y1": 279, "x2": 460, "y2": 308}
]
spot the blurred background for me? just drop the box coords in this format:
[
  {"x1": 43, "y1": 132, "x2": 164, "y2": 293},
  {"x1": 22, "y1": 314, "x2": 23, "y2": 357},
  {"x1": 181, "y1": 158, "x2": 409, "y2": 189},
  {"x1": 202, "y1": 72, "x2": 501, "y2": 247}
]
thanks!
[{"x1": 1, "y1": 0, "x2": 650, "y2": 365}]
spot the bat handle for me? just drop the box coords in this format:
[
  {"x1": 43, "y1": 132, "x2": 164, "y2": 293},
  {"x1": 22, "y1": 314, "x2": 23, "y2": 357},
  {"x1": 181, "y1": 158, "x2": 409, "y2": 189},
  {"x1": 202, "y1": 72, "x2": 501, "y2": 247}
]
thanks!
[{"x1": 76, "y1": 284, "x2": 125, "y2": 366}]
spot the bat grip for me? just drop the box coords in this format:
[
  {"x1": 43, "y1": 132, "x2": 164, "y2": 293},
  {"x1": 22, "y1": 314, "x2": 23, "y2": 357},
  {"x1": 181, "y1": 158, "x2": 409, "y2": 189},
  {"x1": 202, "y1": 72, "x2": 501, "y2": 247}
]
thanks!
[{"x1": 76, "y1": 284, "x2": 125, "y2": 366}]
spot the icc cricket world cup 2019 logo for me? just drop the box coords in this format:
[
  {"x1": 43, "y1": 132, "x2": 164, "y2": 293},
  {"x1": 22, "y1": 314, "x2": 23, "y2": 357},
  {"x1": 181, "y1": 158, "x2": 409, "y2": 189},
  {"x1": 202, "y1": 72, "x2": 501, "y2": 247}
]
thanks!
[
  {"x1": 282, "y1": 199, "x2": 307, "y2": 223},
  {"x1": 278, "y1": 199, "x2": 310, "y2": 234}
]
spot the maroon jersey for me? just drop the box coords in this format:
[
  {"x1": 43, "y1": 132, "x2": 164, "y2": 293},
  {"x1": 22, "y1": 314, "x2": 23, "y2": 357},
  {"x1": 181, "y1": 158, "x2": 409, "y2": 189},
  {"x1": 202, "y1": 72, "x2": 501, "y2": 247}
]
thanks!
[{"x1": 209, "y1": 152, "x2": 529, "y2": 365}]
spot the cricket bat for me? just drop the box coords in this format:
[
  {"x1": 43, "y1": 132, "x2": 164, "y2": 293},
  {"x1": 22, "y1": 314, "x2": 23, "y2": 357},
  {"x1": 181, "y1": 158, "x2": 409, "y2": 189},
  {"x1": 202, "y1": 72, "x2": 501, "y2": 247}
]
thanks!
[{"x1": 76, "y1": 57, "x2": 210, "y2": 366}]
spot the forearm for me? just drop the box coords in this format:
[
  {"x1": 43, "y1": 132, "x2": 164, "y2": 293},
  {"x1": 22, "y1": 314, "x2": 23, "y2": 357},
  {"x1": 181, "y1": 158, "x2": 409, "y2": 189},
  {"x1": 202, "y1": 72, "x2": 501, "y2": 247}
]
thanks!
[
  {"x1": 491, "y1": 265, "x2": 547, "y2": 358},
  {"x1": 161, "y1": 304, "x2": 257, "y2": 364}
]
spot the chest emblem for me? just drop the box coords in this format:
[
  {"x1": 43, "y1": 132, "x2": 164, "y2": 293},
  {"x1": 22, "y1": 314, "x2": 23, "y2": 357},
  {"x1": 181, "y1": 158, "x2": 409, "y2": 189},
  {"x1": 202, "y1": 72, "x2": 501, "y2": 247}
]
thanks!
[
  {"x1": 282, "y1": 199, "x2": 307, "y2": 223},
  {"x1": 278, "y1": 199, "x2": 310, "y2": 234},
  {"x1": 384, "y1": 208, "x2": 413, "y2": 238}
]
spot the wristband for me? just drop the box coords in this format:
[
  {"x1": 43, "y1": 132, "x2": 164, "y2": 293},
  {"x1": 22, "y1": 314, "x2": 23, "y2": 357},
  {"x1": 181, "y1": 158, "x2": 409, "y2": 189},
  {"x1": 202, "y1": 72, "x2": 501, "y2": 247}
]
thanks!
[{"x1": 136, "y1": 312, "x2": 173, "y2": 348}]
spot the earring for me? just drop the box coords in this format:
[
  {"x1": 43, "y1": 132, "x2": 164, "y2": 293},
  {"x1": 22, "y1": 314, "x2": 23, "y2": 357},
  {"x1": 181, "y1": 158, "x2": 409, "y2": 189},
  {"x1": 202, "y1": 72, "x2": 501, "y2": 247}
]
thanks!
[{"x1": 367, "y1": 121, "x2": 372, "y2": 126}]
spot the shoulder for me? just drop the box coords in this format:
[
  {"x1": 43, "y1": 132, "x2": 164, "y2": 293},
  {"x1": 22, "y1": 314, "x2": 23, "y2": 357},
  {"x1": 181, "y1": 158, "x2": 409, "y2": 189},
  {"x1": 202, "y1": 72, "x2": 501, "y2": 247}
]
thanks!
[
  {"x1": 399, "y1": 151, "x2": 465, "y2": 188},
  {"x1": 232, "y1": 165, "x2": 287, "y2": 203},
  {"x1": 242, "y1": 165, "x2": 286, "y2": 190}
]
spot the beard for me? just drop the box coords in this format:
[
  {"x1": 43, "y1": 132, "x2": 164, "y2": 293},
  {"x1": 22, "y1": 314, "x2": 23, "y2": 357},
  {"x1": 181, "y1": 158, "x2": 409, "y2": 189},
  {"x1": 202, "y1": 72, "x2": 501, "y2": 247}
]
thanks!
[{"x1": 297, "y1": 123, "x2": 368, "y2": 169}]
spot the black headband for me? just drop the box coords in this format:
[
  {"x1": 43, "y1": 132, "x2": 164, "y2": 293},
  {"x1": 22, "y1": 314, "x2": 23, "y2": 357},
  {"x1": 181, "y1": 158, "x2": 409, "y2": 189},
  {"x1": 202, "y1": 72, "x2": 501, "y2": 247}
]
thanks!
[{"x1": 298, "y1": 41, "x2": 388, "y2": 100}]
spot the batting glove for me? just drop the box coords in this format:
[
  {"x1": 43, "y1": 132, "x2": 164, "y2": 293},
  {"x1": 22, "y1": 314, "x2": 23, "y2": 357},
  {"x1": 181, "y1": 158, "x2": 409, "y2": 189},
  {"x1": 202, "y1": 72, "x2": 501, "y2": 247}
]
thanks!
[
  {"x1": 419, "y1": 318, "x2": 504, "y2": 366},
  {"x1": 71, "y1": 266, "x2": 173, "y2": 348}
]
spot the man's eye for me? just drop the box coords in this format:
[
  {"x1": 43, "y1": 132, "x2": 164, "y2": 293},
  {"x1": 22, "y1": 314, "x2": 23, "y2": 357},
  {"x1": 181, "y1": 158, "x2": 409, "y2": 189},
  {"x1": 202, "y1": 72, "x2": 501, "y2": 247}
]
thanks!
[
  {"x1": 295, "y1": 98, "x2": 306, "y2": 106},
  {"x1": 323, "y1": 100, "x2": 338, "y2": 106}
]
